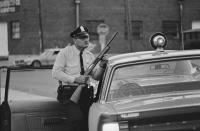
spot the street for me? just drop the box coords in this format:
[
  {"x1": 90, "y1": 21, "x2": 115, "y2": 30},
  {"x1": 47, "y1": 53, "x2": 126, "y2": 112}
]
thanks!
[
  {"x1": 0, "y1": 69, "x2": 58, "y2": 100},
  {"x1": 1, "y1": 88, "x2": 54, "y2": 101}
]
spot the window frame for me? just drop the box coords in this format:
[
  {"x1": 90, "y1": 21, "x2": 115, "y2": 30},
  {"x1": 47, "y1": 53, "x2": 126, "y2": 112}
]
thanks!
[
  {"x1": 162, "y1": 20, "x2": 180, "y2": 39},
  {"x1": 131, "y1": 20, "x2": 143, "y2": 40},
  {"x1": 11, "y1": 21, "x2": 21, "y2": 40},
  {"x1": 124, "y1": 20, "x2": 143, "y2": 40}
]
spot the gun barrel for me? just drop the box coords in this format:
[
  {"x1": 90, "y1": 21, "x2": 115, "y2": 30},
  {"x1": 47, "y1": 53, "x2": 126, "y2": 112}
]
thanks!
[{"x1": 104, "y1": 32, "x2": 118, "y2": 48}]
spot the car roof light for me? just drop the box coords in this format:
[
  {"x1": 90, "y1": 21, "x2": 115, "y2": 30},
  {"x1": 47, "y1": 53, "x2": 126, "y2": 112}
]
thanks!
[{"x1": 150, "y1": 32, "x2": 167, "y2": 51}]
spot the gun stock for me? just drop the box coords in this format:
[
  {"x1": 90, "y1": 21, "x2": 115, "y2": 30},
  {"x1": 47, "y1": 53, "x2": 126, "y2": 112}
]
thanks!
[{"x1": 70, "y1": 32, "x2": 118, "y2": 103}]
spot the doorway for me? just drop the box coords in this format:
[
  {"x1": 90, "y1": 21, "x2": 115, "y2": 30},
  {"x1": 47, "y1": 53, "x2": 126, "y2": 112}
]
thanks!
[{"x1": 0, "y1": 22, "x2": 8, "y2": 60}]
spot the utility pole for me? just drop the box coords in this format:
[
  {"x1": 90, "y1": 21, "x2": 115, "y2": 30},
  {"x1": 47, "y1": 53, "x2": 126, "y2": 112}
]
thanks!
[
  {"x1": 177, "y1": 0, "x2": 184, "y2": 50},
  {"x1": 74, "y1": 0, "x2": 80, "y2": 27},
  {"x1": 38, "y1": 0, "x2": 44, "y2": 53},
  {"x1": 124, "y1": 0, "x2": 133, "y2": 52}
]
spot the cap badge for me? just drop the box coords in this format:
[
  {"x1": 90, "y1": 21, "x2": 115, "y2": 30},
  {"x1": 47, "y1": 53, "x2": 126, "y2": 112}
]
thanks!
[{"x1": 80, "y1": 26, "x2": 85, "y2": 32}]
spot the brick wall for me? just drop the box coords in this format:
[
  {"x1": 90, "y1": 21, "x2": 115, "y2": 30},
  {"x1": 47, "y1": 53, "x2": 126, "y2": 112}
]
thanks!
[{"x1": 1, "y1": 0, "x2": 200, "y2": 54}]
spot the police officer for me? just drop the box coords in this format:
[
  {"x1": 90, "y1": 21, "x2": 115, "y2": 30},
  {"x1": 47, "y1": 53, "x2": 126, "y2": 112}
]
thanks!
[{"x1": 52, "y1": 25, "x2": 105, "y2": 131}]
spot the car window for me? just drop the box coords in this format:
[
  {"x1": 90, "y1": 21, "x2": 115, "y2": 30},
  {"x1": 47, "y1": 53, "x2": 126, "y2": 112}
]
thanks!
[
  {"x1": 1, "y1": 68, "x2": 57, "y2": 102},
  {"x1": 53, "y1": 51, "x2": 59, "y2": 55},
  {"x1": 0, "y1": 70, "x2": 7, "y2": 104},
  {"x1": 107, "y1": 58, "x2": 200, "y2": 101},
  {"x1": 40, "y1": 51, "x2": 49, "y2": 57}
]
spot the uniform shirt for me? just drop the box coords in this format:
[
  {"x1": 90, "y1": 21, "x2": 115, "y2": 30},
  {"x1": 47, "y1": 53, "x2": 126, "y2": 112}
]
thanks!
[{"x1": 52, "y1": 44, "x2": 95, "y2": 84}]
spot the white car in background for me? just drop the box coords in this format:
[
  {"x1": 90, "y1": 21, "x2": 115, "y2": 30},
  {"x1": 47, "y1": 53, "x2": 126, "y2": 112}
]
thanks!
[{"x1": 14, "y1": 48, "x2": 62, "y2": 67}]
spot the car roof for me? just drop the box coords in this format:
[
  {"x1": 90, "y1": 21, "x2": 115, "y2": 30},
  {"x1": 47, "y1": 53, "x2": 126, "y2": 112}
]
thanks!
[{"x1": 108, "y1": 49, "x2": 200, "y2": 66}]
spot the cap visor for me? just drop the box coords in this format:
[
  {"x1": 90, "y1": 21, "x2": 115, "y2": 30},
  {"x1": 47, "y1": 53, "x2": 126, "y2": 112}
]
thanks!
[{"x1": 76, "y1": 32, "x2": 89, "y2": 39}]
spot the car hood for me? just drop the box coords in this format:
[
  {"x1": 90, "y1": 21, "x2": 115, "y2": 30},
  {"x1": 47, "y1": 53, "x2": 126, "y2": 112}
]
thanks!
[{"x1": 109, "y1": 91, "x2": 200, "y2": 114}]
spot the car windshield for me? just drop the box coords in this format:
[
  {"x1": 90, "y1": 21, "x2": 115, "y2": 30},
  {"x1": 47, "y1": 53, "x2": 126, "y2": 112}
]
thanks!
[
  {"x1": 107, "y1": 58, "x2": 200, "y2": 101},
  {"x1": 0, "y1": 67, "x2": 57, "y2": 102},
  {"x1": 40, "y1": 50, "x2": 51, "y2": 57}
]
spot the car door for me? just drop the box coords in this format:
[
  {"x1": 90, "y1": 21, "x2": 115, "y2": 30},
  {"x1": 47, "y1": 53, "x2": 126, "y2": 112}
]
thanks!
[
  {"x1": 0, "y1": 68, "x2": 11, "y2": 131},
  {"x1": 0, "y1": 67, "x2": 73, "y2": 131},
  {"x1": 9, "y1": 100, "x2": 74, "y2": 131}
]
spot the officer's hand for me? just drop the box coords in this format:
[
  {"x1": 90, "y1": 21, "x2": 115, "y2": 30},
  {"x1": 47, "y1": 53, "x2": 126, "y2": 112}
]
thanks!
[
  {"x1": 99, "y1": 60, "x2": 107, "y2": 68},
  {"x1": 99, "y1": 55, "x2": 108, "y2": 68},
  {"x1": 74, "y1": 75, "x2": 89, "y2": 84}
]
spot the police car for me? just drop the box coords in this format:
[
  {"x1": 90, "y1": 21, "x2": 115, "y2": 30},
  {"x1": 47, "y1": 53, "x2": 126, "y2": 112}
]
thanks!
[
  {"x1": 89, "y1": 33, "x2": 200, "y2": 131},
  {"x1": 1, "y1": 33, "x2": 200, "y2": 131}
]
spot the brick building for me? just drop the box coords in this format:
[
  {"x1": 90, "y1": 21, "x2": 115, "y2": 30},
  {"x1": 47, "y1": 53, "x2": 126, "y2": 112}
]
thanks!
[{"x1": 0, "y1": 0, "x2": 200, "y2": 54}]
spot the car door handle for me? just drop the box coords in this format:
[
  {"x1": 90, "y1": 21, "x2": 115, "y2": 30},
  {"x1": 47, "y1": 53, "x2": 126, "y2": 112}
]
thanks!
[{"x1": 41, "y1": 116, "x2": 68, "y2": 125}]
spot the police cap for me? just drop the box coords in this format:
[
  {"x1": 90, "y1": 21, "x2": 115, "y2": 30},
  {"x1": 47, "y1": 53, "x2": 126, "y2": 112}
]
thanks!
[{"x1": 70, "y1": 25, "x2": 89, "y2": 39}]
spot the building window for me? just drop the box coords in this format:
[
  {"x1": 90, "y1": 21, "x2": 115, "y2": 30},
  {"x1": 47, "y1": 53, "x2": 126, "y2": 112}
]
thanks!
[
  {"x1": 131, "y1": 21, "x2": 143, "y2": 40},
  {"x1": 124, "y1": 20, "x2": 143, "y2": 40},
  {"x1": 85, "y1": 20, "x2": 104, "y2": 40},
  {"x1": 0, "y1": 0, "x2": 20, "y2": 13},
  {"x1": 162, "y1": 21, "x2": 180, "y2": 39},
  {"x1": 11, "y1": 21, "x2": 20, "y2": 39},
  {"x1": 16, "y1": 0, "x2": 20, "y2": 5}
]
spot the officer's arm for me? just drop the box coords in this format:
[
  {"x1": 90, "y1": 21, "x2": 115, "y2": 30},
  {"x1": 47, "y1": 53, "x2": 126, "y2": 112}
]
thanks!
[
  {"x1": 90, "y1": 60, "x2": 107, "y2": 80},
  {"x1": 52, "y1": 49, "x2": 75, "y2": 83}
]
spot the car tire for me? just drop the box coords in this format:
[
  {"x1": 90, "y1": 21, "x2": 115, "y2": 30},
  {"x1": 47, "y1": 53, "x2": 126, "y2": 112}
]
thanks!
[{"x1": 32, "y1": 60, "x2": 41, "y2": 68}]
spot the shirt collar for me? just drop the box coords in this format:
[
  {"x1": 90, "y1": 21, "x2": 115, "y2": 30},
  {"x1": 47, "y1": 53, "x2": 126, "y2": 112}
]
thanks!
[{"x1": 72, "y1": 44, "x2": 82, "y2": 55}]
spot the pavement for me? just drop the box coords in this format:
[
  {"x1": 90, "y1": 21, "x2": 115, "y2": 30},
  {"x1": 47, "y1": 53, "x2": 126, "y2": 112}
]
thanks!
[{"x1": 1, "y1": 88, "x2": 54, "y2": 102}]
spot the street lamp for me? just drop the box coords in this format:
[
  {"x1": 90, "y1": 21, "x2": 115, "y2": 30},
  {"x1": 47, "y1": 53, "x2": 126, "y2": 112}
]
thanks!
[
  {"x1": 74, "y1": 0, "x2": 80, "y2": 27},
  {"x1": 177, "y1": 0, "x2": 184, "y2": 50}
]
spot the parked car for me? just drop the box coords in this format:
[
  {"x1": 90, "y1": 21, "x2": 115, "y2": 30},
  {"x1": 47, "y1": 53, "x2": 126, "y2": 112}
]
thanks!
[
  {"x1": 14, "y1": 48, "x2": 62, "y2": 67},
  {"x1": 1, "y1": 33, "x2": 200, "y2": 131}
]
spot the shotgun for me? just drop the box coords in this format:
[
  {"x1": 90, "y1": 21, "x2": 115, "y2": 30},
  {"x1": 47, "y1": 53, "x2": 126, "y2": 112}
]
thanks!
[{"x1": 70, "y1": 32, "x2": 118, "y2": 103}]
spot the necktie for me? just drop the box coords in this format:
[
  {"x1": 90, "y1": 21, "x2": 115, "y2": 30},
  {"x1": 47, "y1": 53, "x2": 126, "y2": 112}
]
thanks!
[{"x1": 79, "y1": 51, "x2": 85, "y2": 75}]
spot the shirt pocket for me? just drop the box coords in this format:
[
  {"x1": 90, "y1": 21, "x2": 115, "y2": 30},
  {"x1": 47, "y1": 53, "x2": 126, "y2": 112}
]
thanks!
[{"x1": 66, "y1": 62, "x2": 80, "y2": 75}]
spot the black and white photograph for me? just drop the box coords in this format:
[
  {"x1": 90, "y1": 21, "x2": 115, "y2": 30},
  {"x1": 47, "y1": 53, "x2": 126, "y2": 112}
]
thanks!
[{"x1": 1, "y1": 0, "x2": 200, "y2": 131}]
